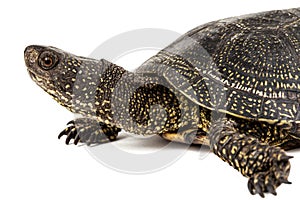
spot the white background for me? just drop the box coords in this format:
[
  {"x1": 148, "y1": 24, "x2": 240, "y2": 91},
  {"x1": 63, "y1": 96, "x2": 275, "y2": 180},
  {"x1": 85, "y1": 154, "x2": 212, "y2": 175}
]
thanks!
[{"x1": 1, "y1": 0, "x2": 300, "y2": 199}]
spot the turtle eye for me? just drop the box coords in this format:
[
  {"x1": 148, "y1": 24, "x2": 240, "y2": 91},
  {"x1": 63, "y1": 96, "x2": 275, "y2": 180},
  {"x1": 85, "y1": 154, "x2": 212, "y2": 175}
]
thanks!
[{"x1": 38, "y1": 51, "x2": 58, "y2": 70}]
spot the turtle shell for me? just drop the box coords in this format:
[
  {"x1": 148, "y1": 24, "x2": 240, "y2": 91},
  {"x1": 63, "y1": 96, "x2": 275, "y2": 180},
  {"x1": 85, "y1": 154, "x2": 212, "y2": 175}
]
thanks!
[{"x1": 137, "y1": 8, "x2": 300, "y2": 123}]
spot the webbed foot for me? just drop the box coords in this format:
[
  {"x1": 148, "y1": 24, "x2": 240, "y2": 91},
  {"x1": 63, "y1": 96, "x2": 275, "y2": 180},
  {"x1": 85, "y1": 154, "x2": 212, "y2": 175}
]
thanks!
[
  {"x1": 247, "y1": 154, "x2": 292, "y2": 197},
  {"x1": 58, "y1": 118, "x2": 121, "y2": 145}
]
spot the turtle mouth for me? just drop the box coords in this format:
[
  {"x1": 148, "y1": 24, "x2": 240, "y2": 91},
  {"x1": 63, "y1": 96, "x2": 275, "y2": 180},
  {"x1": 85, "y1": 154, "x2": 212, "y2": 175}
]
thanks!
[{"x1": 28, "y1": 69, "x2": 48, "y2": 83}]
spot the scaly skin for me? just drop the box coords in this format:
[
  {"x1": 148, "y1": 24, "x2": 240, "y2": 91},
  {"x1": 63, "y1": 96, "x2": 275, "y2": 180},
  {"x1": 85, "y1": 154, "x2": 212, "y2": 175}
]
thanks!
[
  {"x1": 58, "y1": 118, "x2": 121, "y2": 145},
  {"x1": 210, "y1": 119, "x2": 292, "y2": 197},
  {"x1": 25, "y1": 44, "x2": 295, "y2": 198},
  {"x1": 24, "y1": 7, "x2": 300, "y2": 197},
  {"x1": 24, "y1": 45, "x2": 294, "y2": 197}
]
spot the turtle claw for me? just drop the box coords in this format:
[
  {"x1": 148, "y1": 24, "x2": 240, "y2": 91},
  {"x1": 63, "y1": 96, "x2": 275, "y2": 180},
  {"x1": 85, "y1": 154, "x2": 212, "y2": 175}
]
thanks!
[
  {"x1": 281, "y1": 155, "x2": 293, "y2": 161},
  {"x1": 248, "y1": 173, "x2": 266, "y2": 198},
  {"x1": 65, "y1": 127, "x2": 77, "y2": 145},
  {"x1": 267, "y1": 185, "x2": 277, "y2": 196},
  {"x1": 74, "y1": 133, "x2": 80, "y2": 145},
  {"x1": 281, "y1": 179, "x2": 292, "y2": 184},
  {"x1": 67, "y1": 120, "x2": 75, "y2": 126},
  {"x1": 58, "y1": 126, "x2": 77, "y2": 144},
  {"x1": 256, "y1": 186, "x2": 264, "y2": 198},
  {"x1": 58, "y1": 127, "x2": 73, "y2": 140}
]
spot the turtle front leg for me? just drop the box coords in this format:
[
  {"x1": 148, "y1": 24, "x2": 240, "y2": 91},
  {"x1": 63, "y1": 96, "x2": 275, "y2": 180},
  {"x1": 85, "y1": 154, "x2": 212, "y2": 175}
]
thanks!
[
  {"x1": 209, "y1": 119, "x2": 292, "y2": 197},
  {"x1": 58, "y1": 118, "x2": 121, "y2": 145}
]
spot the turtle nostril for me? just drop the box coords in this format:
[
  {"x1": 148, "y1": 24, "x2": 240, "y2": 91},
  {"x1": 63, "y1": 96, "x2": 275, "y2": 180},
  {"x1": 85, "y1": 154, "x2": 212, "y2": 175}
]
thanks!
[
  {"x1": 24, "y1": 46, "x2": 39, "y2": 66},
  {"x1": 24, "y1": 46, "x2": 30, "y2": 54}
]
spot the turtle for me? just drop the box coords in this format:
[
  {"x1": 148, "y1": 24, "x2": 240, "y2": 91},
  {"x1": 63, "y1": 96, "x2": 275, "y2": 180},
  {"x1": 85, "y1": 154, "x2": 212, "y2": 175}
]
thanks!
[{"x1": 24, "y1": 8, "x2": 300, "y2": 197}]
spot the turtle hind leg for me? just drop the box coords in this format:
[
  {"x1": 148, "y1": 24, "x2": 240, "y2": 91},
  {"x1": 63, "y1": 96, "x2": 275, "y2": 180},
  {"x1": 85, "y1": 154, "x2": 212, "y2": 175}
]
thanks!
[
  {"x1": 210, "y1": 118, "x2": 292, "y2": 197},
  {"x1": 58, "y1": 118, "x2": 121, "y2": 145}
]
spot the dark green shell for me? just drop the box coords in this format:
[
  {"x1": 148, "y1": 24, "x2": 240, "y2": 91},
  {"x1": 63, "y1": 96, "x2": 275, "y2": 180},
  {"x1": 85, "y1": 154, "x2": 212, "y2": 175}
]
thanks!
[{"x1": 137, "y1": 8, "x2": 300, "y2": 123}]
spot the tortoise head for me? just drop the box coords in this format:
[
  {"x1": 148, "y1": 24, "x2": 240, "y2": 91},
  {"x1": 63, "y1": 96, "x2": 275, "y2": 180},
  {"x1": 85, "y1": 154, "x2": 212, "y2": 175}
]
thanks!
[{"x1": 24, "y1": 45, "x2": 120, "y2": 114}]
